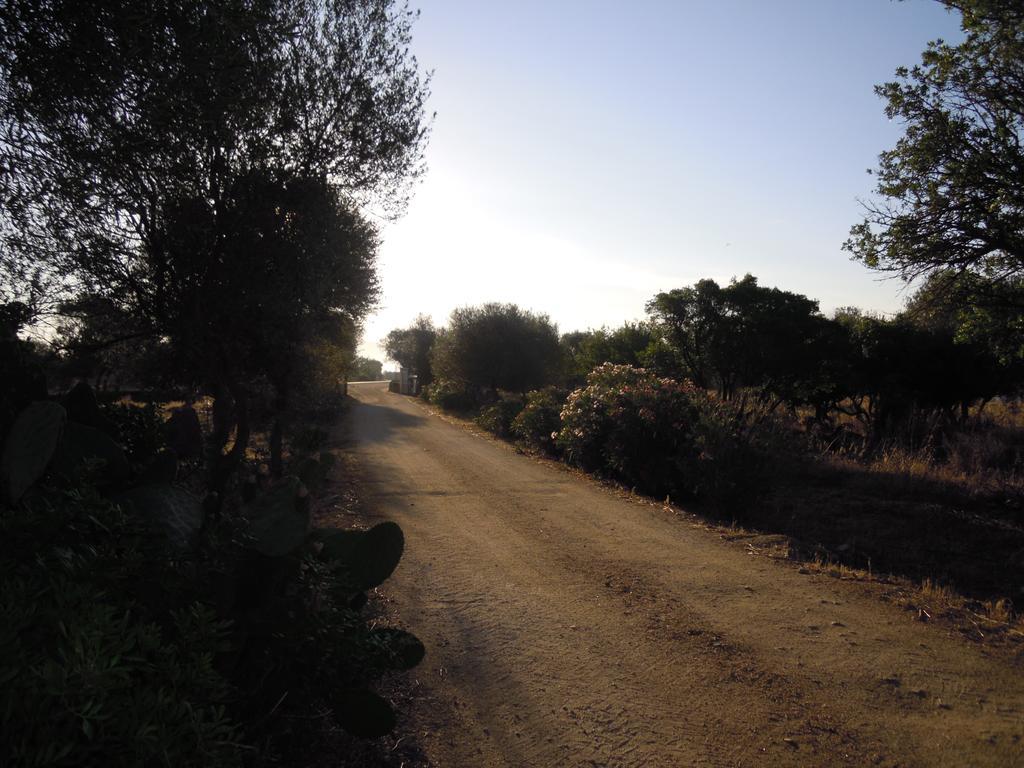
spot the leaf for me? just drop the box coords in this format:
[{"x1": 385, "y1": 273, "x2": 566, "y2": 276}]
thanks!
[
  {"x1": 114, "y1": 483, "x2": 203, "y2": 549},
  {"x1": 314, "y1": 522, "x2": 405, "y2": 590},
  {"x1": 1, "y1": 401, "x2": 66, "y2": 503}
]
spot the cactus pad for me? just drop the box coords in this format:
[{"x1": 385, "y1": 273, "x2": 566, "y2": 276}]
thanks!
[{"x1": 1, "y1": 400, "x2": 66, "y2": 503}]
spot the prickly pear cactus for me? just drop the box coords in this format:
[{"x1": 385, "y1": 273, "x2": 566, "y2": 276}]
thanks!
[
  {"x1": 63, "y1": 381, "x2": 118, "y2": 437},
  {"x1": 1, "y1": 400, "x2": 66, "y2": 503},
  {"x1": 369, "y1": 627, "x2": 425, "y2": 670},
  {"x1": 167, "y1": 404, "x2": 202, "y2": 459},
  {"x1": 333, "y1": 689, "x2": 396, "y2": 738},
  {"x1": 114, "y1": 483, "x2": 203, "y2": 550},
  {"x1": 315, "y1": 521, "x2": 405, "y2": 590},
  {"x1": 296, "y1": 456, "x2": 326, "y2": 491},
  {"x1": 51, "y1": 422, "x2": 131, "y2": 487},
  {"x1": 247, "y1": 475, "x2": 310, "y2": 557}
]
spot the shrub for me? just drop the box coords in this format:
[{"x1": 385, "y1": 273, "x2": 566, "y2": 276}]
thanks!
[
  {"x1": 475, "y1": 397, "x2": 524, "y2": 438},
  {"x1": 102, "y1": 400, "x2": 167, "y2": 466},
  {"x1": 557, "y1": 364, "x2": 701, "y2": 497},
  {"x1": 511, "y1": 387, "x2": 565, "y2": 453},
  {"x1": 423, "y1": 377, "x2": 476, "y2": 412},
  {"x1": 690, "y1": 392, "x2": 795, "y2": 515},
  {"x1": 0, "y1": 488, "x2": 240, "y2": 768}
]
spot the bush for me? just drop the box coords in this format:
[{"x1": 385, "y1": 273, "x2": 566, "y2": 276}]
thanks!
[
  {"x1": 557, "y1": 364, "x2": 701, "y2": 498},
  {"x1": 690, "y1": 392, "x2": 795, "y2": 515},
  {"x1": 0, "y1": 489, "x2": 240, "y2": 768},
  {"x1": 102, "y1": 400, "x2": 168, "y2": 466},
  {"x1": 511, "y1": 387, "x2": 565, "y2": 453},
  {"x1": 423, "y1": 377, "x2": 476, "y2": 412},
  {"x1": 475, "y1": 397, "x2": 524, "y2": 438}
]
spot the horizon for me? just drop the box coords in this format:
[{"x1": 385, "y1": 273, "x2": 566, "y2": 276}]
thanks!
[{"x1": 359, "y1": 0, "x2": 964, "y2": 364}]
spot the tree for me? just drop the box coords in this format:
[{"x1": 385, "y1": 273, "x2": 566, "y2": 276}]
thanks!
[
  {"x1": 431, "y1": 303, "x2": 562, "y2": 394},
  {"x1": 845, "y1": 1, "x2": 1024, "y2": 289},
  {"x1": 904, "y1": 270, "x2": 1023, "y2": 395},
  {"x1": 560, "y1": 322, "x2": 657, "y2": 384},
  {"x1": 646, "y1": 275, "x2": 840, "y2": 407},
  {"x1": 350, "y1": 357, "x2": 384, "y2": 381},
  {"x1": 384, "y1": 315, "x2": 437, "y2": 386},
  {"x1": 0, "y1": 0, "x2": 429, "y2": 495}
]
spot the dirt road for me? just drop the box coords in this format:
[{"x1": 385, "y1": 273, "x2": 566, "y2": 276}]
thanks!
[{"x1": 346, "y1": 382, "x2": 1023, "y2": 767}]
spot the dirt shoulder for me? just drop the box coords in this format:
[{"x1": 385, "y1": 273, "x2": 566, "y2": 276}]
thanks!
[{"x1": 344, "y1": 382, "x2": 1024, "y2": 768}]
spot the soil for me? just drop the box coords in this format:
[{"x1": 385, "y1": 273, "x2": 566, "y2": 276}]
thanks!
[{"x1": 343, "y1": 382, "x2": 1024, "y2": 768}]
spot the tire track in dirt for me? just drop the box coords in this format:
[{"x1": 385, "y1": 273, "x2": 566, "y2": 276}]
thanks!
[{"x1": 346, "y1": 383, "x2": 1024, "y2": 767}]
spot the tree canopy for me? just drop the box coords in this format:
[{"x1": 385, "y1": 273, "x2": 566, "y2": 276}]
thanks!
[
  {"x1": 384, "y1": 315, "x2": 437, "y2": 386},
  {"x1": 845, "y1": 0, "x2": 1024, "y2": 288},
  {"x1": 432, "y1": 303, "x2": 561, "y2": 394}
]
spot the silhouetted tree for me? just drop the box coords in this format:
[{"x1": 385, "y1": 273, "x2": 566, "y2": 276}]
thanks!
[
  {"x1": 845, "y1": 1, "x2": 1024, "y2": 286},
  {"x1": 647, "y1": 275, "x2": 841, "y2": 407},
  {"x1": 384, "y1": 315, "x2": 437, "y2": 386},
  {"x1": 0, "y1": 0, "x2": 429, "y2": 496},
  {"x1": 432, "y1": 303, "x2": 562, "y2": 394}
]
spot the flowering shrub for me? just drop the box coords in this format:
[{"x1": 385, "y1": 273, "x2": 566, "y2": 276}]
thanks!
[
  {"x1": 511, "y1": 387, "x2": 566, "y2": 454},
  {"x1": 476, "y1": 397, "x2": 525, "y2": 438},
  {"x1": 556, "y1": 364, "x2": 701, "y2": 497}
]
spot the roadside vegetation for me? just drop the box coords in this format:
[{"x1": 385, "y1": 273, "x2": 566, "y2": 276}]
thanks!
[
  {"x1": 382, "y1": 0, "x2": 1024, "y2": 641},
  {"x1": 0, "y1": 0, "x2": 432, "y2": 765}
]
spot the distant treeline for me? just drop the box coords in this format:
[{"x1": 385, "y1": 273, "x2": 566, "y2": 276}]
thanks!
[{"x1": 385, "y1": 271, "x2": 1023, "y2": 444}]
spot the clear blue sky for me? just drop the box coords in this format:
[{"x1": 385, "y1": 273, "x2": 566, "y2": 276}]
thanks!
[{"x1": 362, "y1": 0, "x2": 964, "y2": 363}]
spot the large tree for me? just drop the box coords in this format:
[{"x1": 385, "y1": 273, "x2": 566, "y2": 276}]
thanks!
[
  {"x1": 647, "y1": 275, "x2": 846, "y2": 408},
  {"x1": 845, "y1": 1, "x2": 1024, "y2": 290},
  {"x1": 431, "y1": 303, "x2": 562, "y2": 394},
  {"x1": 384, "y1": 314, "x2": 437, "y2": 386},
  {"x1": 0, "y1": 0, "x2": 429, "y2": 491}
]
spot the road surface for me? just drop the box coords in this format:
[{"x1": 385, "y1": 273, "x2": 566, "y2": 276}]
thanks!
[{"x1": 346, "y1": 382, "x2": 1023, "y2": 767}]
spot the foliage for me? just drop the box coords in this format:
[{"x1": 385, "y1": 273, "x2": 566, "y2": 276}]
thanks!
[
  {"x1": 475, "y1": 397, "x2": 525, "y2": 438},
  {"x1": 423, "y1": 377, "x2": 476, "y2": 412},
  {"x1": 845, "y1": 1, "x2": 1024, "y2": 285},
  {"x1": 102, "y1": 401, "x2": 170, "y2": 468},
  {"x1": 647, "y1": 275, "x2": 847, "y2": 409},
  {"x1": 905, "y1": 270, "x2": 1024, "y2": 393},
  {"x1": 350, "y1": 357, "x2": 384, "y2": 382},
  {"x1": 560, "y1": 323, "x2": 657, "y2": 386},
  {"x1": 690, "y1": 391, "x2": 797, "y2": 515},
  {"x1": 557, "y1": 364, "x2": 701, "y2": 498},
  {"x1": 432, "y1": 303, "x2": 562, "y2": 394},
  {"x1": 384, "y1": 315, "x2": 437, "y2": 387},
  {"x1": 511, "y1": 387, "x2": 566, "y2": 454},
  {"x1": 0, "y1": 487, "x2": 240, "y2": 768},
  {"x1": 836, "y1": 310, "x2": 1004, "y2": 441},
  {"x1": 0, "y1": 0, "x2": 429, "y2": 501},
  {"x1": 0, "y1": 382, "x2": 422, "y2": 765}
]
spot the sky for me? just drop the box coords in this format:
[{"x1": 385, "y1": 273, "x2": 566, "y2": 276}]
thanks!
[{"x1": 361, "y1": 0, "x2": 965, "y2": 364}]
